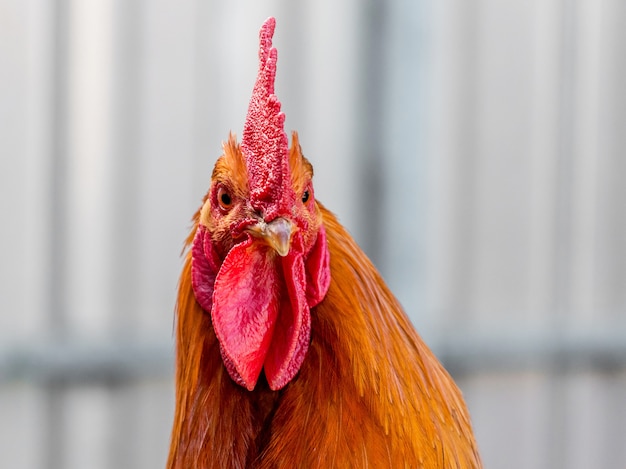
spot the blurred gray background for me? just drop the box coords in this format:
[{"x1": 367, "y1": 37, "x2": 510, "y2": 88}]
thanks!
[{"x1": 1, "y1": 0, "x2": 625, "y2": 468}]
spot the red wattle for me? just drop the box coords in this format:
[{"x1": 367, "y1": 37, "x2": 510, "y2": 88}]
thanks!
[
  {"x1": 191, "y1": 221, "x2": 330, "y2": 392},
  {"x1": 211, "y1": 240, "x2": 280, "y2": 390},
  {"x1": 263, "y1": 253, "x2": 311, "y2": 390}
]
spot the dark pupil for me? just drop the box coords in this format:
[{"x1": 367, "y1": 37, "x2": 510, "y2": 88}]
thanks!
[
  {"x1": 221, "y1": 193, "x2": 232, "y2": 205},
  {"x1": 302, "y1": 190, "x2": 310, "y2": 203}
]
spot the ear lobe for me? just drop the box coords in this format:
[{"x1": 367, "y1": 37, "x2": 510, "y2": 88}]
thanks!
[
  {"x1": 304, "y1": 224, "x2": 331, "y2": 308},
  {"x1": 191, "y1": 225, "x2": 220, "y2": 314}
]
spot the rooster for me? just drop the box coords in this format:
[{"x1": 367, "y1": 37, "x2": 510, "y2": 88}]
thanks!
[{"x1": 167, "y1": 17, "x2": 482, "y2": 469}]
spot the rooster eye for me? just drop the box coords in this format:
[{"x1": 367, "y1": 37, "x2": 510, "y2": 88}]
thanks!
[
  {"x1": 217, "y1": 186, "x2": 233, "y2": 212},
  {"x1": 302, "y1": 190, "x2": 310, "y2": 204}
]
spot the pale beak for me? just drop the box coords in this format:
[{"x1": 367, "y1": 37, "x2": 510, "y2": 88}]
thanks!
[{"x1": 246, "y1": 217, "x2": 294, "y2": 257}]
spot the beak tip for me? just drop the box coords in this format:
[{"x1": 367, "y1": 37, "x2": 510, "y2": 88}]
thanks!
[
  {"x1": 276, "y1": 245, "x2": 290, "y2": 257},
  {"x1": 249, "y1": 217, "x2": 294, "y2": 256}
]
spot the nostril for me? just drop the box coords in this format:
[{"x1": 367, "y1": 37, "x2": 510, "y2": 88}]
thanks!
[
  {"x1": 248, "y1": 201, "x2": 264, "y2": 220},
  {"x1": 251, "y1": 209, "x2": 265, "y2": 223}
]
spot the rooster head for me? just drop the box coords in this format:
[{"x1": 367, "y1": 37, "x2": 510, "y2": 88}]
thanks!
[{"x1": 190, "y1": 17, "x2": 331, "y2": 391}]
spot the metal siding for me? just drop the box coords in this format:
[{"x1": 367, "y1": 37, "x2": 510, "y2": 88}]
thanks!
[{"x1": 1, "y1": 1, "x2": 625, "y2": 468}]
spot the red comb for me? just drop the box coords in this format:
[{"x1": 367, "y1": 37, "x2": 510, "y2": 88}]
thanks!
[{"x1": 241, "y1": 17, "x2": 294, "y2": 220}]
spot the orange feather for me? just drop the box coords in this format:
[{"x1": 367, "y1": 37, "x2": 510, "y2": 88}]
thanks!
[{"x1": 167, "y1": 136, "x2": 482, "y2": 466}]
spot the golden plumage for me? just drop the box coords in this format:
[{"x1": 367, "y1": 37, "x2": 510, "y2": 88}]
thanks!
[{"x1": 167, "y1": 135, "x2": 482, "y2": 468}]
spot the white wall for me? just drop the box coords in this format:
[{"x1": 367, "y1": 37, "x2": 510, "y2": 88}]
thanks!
[{"x1": 1, "y1": 1, "x2": 625, "y2": 468}]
